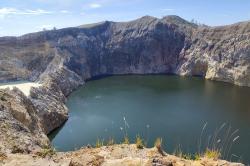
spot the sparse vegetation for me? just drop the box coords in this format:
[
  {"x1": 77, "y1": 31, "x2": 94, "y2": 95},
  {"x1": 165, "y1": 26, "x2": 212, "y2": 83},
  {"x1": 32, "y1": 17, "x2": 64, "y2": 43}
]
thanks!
[
  {"x1": 135, "y1": 135, "x2": 144, "y2": 149},
  {"x1": 171, "y1": 123, "x2": 240, "y2": 161},
  {"x1": 194, "y1": 153, "x2": 201, "y2": 160},
  {"x1": 197, "y1": 123, "x2": 240, "y2": 161},
  {"x1": 154, "y1": 137, "x2": 164, "y2": 155},
  {"x1": 96, "y1": 138, "x2": 104, "y2": 148},
  {"x1": 36, "y1": 147, "x2": 56, "y2": 158},
  {"x1": 90, "y1": 120, "x2": 241, "y2": 162},
  {"x1": 182, "y1": 153, "x2": 192, "y2": 160},
  {"x1": 173, "y1": 146, "x2": 195, "y2": 160},
  {"x1": 121, "y1": 116, "x2": 130, "y2": 143},
  {"x1": 204, "y1": 149, "x2": 221, "y2": 159},
  {"x1": 173, "y1": 144, "x2": 183, "y2": 158},
  {"x1": 51, "y1": 118, "x2": 240, "y2": 162},
  {"x1": 154, "y1": 137, "x2": 162, "y2": 149},
  {"x1": 107, "y1": 137, "x2": 115, "y2": 146},
  {"x1": 123, "y1": 136, "x2": 130, "y2": 144}
]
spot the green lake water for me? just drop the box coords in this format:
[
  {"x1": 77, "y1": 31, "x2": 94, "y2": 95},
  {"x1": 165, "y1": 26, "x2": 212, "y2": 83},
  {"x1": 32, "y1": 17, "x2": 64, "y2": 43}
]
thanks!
[{"x1": 49, "y1": 75, "x2": 250, "y2": 163}]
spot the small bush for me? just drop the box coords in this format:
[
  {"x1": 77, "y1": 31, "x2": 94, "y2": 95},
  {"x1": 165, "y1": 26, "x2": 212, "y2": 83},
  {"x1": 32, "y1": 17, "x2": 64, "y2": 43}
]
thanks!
[
  {"x1": 36, "y1": 147, "x2": 56, "y2": 158},
  {"x1": 135, "y1": 135, "x2": 144, "y2": 149},
  {"x1": 204, "y1": 149, "x2": 221, "y2": 159}
]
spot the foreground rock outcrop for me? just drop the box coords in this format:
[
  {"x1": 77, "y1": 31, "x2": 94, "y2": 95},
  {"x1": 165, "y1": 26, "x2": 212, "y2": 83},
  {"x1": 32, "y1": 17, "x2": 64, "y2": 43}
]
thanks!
[
  {"x1": 0, "y1": 144, "x2": 244, "y2": 166},
  {"x1": 0, "y1": 89, "x2": 49, "y2": 153},
  {"x1": 0, "y1": 15, "x2": 249, "y2": 165}
]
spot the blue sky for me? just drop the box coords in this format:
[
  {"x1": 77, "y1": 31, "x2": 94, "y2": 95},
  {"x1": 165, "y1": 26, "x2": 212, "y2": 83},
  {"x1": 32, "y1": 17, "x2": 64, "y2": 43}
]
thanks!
[{"x1": 0, "y1": 0, "x2": 250, "y2": 36}]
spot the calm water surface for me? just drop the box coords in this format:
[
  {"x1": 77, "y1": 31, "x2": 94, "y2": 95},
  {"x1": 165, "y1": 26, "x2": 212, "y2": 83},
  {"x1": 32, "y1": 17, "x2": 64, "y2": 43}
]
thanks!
[{"x1": 49, "y1": 75, "x2": 250, "y2": 163}]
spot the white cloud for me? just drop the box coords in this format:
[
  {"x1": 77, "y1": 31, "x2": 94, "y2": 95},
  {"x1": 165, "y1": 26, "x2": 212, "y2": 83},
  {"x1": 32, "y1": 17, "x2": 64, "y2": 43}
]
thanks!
[
  {"x1": 89, "y1": 3, "x2": 102, "y2": 8},
  {"x1": 25, "y1": 9, "x2": 52, "y2": 15},
  {"x1": 60, "y1": 10, "x2": 70, "y2": 14},
  {"x1": 0, "y1": 7, "x2": 53, "y2": 18},
  {"x1": 0, "y1": 8, "x2": 16, "y2": 15}
]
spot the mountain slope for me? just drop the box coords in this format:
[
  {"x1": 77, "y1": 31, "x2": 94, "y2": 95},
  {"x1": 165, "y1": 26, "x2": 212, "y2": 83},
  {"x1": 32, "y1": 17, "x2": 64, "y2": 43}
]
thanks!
[{"x1": 0, "y1": 15, "x2": 249, "y2": 87}]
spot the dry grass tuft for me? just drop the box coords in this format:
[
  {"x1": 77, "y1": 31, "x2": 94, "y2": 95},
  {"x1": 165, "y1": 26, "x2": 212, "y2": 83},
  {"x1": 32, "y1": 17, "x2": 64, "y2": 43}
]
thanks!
[
  {"x1": 135, "y1": 135, "x2": 144, "y2": 149},
  {"x1": 204, "y1": 149, "x2": 221, "y2": 159},
  {"x1": 107, "y1": 137, "x2": 115, "y2": 146},
  {"x1": 123, "y1": 136, "x2": 130, "y2": 144},
  {"x1": 154, "y1": 137, "x2": 165, "y2": 155},
  {"x1": 36, "y1": 147, "x2": 56, "y2": 158},
  {"x1": 95, "y1": 138, "x2": 104, "y2": 148}
]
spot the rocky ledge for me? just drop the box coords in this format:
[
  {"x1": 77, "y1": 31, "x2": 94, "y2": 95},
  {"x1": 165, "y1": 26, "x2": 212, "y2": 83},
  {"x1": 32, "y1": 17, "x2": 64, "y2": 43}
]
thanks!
[
  {"x1": 0, "y1": 15, "x2": 249, "y2": 165},
  {"x1": 0, "y1": 144, "x2": 244, "y2": 166}
]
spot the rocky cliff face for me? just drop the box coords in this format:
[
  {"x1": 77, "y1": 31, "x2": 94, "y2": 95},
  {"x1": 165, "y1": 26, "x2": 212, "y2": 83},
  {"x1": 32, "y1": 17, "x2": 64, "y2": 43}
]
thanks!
[
  {"x1": 0, "y1": 15, "x2": 249, "y2": 165},
  {"x1": 0, "y1": 15, "x2": 249, "y2": 87},
  {"x1": 176, "y1": 21, "x2": 250, "y2": 86},
  {"x1": 0, "y1": 89, "x2": 49, "y2": 153}
]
